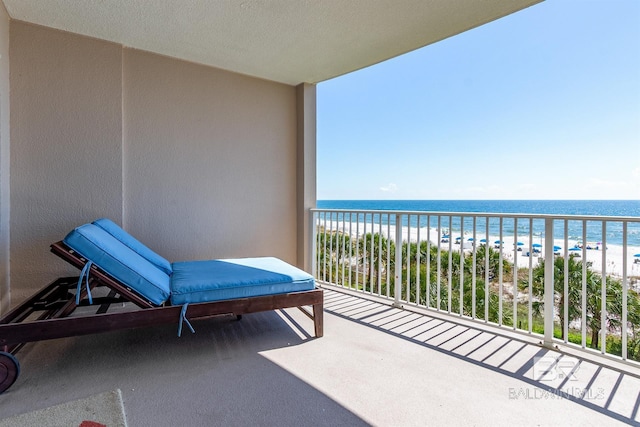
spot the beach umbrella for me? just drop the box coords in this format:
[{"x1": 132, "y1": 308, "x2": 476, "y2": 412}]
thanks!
[
  {"x1": 468, "y1": 237, "x2": 474, "y2": 241},
  {"x1": 494, "y1": 240, "x2": 502, "y2": 244},
  {"x1": 569, "y1": 247, "x2": 581, "y2": 251},
  {"x1": 532, "y1": 243, "x2": 542, "y2": 248},
  {"x1": 553, "y1": 245, "x2": 561, "y2": 251},
  {"x1": 479, "y1": 239, "x2": 487, "y2": 243},
  {"x1": 516, "y1": 242, "x2": 524, "y2": 246},
  {"x1": 634, "y1": 254, "x2": 640, "y2": 257}
]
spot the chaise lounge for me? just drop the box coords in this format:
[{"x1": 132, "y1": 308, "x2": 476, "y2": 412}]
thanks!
[{"x1": 0, "y1": 219, "x2": 323, "y2": 394}]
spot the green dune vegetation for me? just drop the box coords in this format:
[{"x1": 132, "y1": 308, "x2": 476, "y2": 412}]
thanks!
[{"x1": 316, "y1": 229, "x2": 640, "y2": 361}]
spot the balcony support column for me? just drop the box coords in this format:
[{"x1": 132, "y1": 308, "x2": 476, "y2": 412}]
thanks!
[{"x1": 296, "y1": 83, "x2": 316, "y2": 273}]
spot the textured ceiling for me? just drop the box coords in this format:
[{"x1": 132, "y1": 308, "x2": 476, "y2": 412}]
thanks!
[{"x1": 2, "y1": 0, "x2": 541, "y2": 85}]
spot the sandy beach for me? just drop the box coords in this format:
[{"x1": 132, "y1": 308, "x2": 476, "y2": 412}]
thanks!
[{"x1": 318, "y1": 219, "x2": 640, "y2": 279}]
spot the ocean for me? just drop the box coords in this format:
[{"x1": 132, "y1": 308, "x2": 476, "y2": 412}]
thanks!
[{"x1": 316, "y1": 200, "x2": 640, "y2": 247}]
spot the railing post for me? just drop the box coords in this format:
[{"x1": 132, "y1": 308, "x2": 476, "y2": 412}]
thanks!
[
  {"x1": 310, "y1": 210, "x2": 317, "y2": 279},
  {"x1": 543, "y1": 217, "x2": 555, "y2": 348},
  {"x1": 393, "y1": 213, "x2": 402, "y2": 308}
]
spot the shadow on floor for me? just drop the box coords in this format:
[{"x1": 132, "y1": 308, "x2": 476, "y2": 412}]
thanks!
[
  {"x1": 0, "y1": 310, "x2": 368, "y2": 427},
  {"x1": 323, "y1": 287, "x2": 640, "y2": 426}
]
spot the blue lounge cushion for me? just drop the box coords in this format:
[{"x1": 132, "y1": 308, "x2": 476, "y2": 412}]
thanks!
[
  {"x1": 170, "y1": 257, "x2": 315, "y2": 305},
  {"x1": 64, "y1": 224, "x2": 171, "y2": 306},
  {"x1": 63, "y1": 221, "x2": 316, "y2": 309},
  {"x1": 92, "y1": 218, "x2": 173, "y2": 275}
]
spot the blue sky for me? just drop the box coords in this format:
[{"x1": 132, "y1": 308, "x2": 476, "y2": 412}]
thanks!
[{"x1": 317, "y1": 0, "x2": 640, "y2": 200}]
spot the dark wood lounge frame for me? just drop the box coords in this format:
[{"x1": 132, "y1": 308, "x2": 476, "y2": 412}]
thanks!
[{"x1": 0, "y1": 241, "x2": 323, "y2": 393}]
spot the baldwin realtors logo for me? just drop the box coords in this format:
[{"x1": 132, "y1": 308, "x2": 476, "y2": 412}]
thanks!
[{"x1": 508, "y1": 355, "x2": 605, "y2": 401}]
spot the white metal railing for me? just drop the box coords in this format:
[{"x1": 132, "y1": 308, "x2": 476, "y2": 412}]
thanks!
[{"x1": 311, "y1": 208, "x2": 640, "y2": 366}]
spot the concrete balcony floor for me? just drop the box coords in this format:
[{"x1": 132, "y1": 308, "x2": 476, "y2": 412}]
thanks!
[{"x1": 1, "y1": 286, "x2": 639, "y2": 426}]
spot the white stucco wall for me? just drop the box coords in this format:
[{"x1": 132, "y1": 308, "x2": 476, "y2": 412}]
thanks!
[
  {"x1": 122, "y1": 48, "x2": 298, "y2": 263},
  {"x1": 9, "y1": 22, "x2": 123, "y2": 303},
  {"x1": 8, "y1": 22, "x2": 300, "y2": 303}
]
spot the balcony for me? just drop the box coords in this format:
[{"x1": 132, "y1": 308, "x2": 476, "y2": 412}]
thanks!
[
  {"x1": 1, "y1": 209, "x2": 639, "y2": 425},
  {"x1": 1, "y1": 211, "x2": 639, "y2": 425},
  {"x1": 1, "y1": 1, "x2": 637, "y2": 424},
  {"x1": 0, "y1": 286, "x2": 638, "y2": 425}
]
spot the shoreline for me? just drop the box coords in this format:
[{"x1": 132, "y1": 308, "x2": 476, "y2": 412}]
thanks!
[{"x1": 318, "y1": 220, "x2": 640, "y2": 279}]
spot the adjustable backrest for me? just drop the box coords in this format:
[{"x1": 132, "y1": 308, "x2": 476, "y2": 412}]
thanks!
[
  {"x1": 63, "y1": 223, "x2": 171, "y2": 306},
  {"x1": 92, "y1": 218, "x2": 173, "y2": 275}
]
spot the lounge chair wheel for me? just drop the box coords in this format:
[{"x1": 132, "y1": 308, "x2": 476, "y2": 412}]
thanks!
[{"x1": 0, "y1": 351, "x2": 20, "y2": 394}]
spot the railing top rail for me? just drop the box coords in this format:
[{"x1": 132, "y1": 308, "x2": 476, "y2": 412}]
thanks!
[{"x1": 310, "y1": 208, "x2": 640, "y2": 222}]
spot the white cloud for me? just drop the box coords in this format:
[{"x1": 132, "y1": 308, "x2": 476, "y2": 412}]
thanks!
[
  {"x1": 518, "y1": 183, "x2": 537, "y2": 191},
  {"x1": 466, "y1": 186, "x2": 487, "y2": 193},
  {"x1": 573, "y1": 177, "x2": 640, "y2": 199},
  {"x1": 588, "y1": 178, "x2": 630, "y2": 190},
  {"x1": 380, "y1": 183, "x2": 398, "y2": 193}
]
